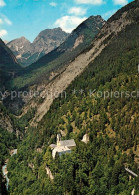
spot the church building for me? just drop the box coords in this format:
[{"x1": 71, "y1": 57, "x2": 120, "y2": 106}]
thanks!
[{"x1": 50, "y1": 134, "x2": 76, "y2": 159}]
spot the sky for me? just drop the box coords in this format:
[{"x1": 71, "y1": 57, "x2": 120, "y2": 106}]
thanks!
[{"x1": 0, "y1": 0, "x2": 133, "y2": 42}]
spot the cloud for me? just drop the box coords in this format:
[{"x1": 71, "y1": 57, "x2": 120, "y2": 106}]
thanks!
[
  {"x1": 68, "y1": 7, "x2": 87, "y2": 16},
  {"x1": 75, "y1": 0, "x2": 105, "y2": 5},
  {"x1": 102, "y1": 10, "x2": 117, "y2": 20},
  {"x1": 0, "y1": 14, "x2": 12, "y2": 25},
  {"x1": 54, "y1": 16, "x2": 87, "y2": 33},
  {"x1": 4, "y1": 17, "x2": 12, "y2": 25},
  {"x1": 0, "y1": 29, "x2": 7, "y2": 37},
  {"x1": 0, "y1": 15, "x2": 11, "y2": 38},
  {"x1": 49, "y1": 2, "x2": 57, "y2": 7},
  {"x1": 113, "y1": 0, "x2": 128, "y2": 6},
  {"x1": 0, "y1": 0, "x2": 6, "y2": 7}
]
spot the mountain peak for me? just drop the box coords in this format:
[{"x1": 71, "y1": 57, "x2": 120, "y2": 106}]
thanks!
[
  {"x1": 20, "y1": 36, "x2": 26, "y2": 39},
  {"x1": 71, "y1": 15, "x2": 105, "y2": 35},
  {"x1": 33, "y1": 27, "x2": 69, "y2": 44},
  {"x1": 18, "y1": 36, "x2": 31, "y2": 43},
  {"x1": 89, "y1": 15, "x2": 103, "y2": 20},
  {"x1": 85, "y1": 15, "x2": 105, "y2": 24},
  {"x1": 20, "y1": 36, "x2": 28, "y2": 40},
  {"x1": 53, "y1": 27, "x2": 64, "y2": 31},
  {"x1": 8, "y1": 36, "x2": 31, "y2": 45},
  {"x1": 35, "y1": 27, "x2": 68, "y2": 38},
  {"x1": 54, "y1": 27, "x2": 68, "y2": 33}
]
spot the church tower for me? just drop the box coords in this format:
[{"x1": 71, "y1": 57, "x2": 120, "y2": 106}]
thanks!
[{"x1": 57, "y1": 134, "x2": 61, "y2": 146}]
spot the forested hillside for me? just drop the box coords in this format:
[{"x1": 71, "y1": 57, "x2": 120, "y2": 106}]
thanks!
[
  {"x1": 0, "y1": 38, "x2": 24, "y2": 192},
  {"x1": 7, "y1": 1, "x2": 139, "y2": 194},
  {"x1": 0, "y1": 103, "x2": 18, "y2": 194},
  {"x1": 0, "y1": 102, "x2": 36, "y2": 194}
]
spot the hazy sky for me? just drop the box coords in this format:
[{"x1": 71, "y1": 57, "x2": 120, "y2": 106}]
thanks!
[{"x1": 0, "y1": 0, "x2": 133, "y2": 42}]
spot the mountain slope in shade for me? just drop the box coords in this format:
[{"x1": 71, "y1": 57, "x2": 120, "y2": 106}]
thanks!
[
  {"x1": 7, "y1": 28, "x2": 69, "y2": 66},
  {"x1": 0, "y1": 39, "x2": 21, "y2": 90},
  {"x1": 0, "y1": 39, "x2": 18, "y2": 66}
]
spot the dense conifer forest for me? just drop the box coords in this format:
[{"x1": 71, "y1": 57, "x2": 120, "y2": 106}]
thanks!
[{"x1": 7, "y1": 17, "x2": 139, "y2": 195}]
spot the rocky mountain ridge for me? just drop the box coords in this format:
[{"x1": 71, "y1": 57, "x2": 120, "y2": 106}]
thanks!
[
  {"x1": 7, "y1": 28, "x2": 69, "y2": 66},
  {"x1": 13, "y1": 15, "x2": 105, "y2": 87}
]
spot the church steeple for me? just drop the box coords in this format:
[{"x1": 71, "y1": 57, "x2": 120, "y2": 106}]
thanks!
[{"x1": 57, "y1": 134, "x2": 61, "y2": 146}]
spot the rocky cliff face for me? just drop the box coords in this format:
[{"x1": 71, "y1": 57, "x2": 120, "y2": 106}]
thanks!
[
  {"x1": 7, "y1": 28, "x2": 69, "y2": 66},
  {"x1": 33, "y1": 27, "x2": 69, "y2": 56},
  {"x1": 7, "y1": 36, "x2": 32, "y2": 61}
]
